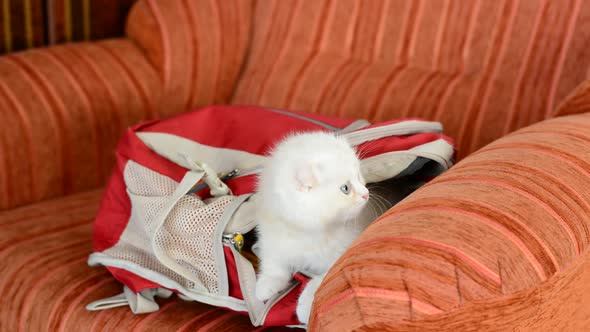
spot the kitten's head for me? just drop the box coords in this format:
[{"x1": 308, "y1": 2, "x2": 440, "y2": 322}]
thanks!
[{"x1": 260, "y1": 132, "x2": 369, "y2": 229}]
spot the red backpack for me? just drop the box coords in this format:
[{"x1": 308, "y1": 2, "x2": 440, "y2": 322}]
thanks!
[{"x1": 86, "y1": 105, "x2": 454, "y2": 327}]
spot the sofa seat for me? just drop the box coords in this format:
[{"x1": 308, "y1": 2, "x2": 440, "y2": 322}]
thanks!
[{"x1": 0, "y1": 190, "x2": 297, "y2": 331}]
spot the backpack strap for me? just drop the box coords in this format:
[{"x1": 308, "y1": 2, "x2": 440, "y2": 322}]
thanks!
[
  {"x1": 179, "y1": 152, "x2": 231, "y2": 196},
  {"x1": 343, "y1": 120, "x2": 443, "y2": 146},
  {"x1": 149, "y1": 168, "x2": 209, "y2": 291},
  {"x1": 86, "y1": 287, "x2": 173, "y2": 314},
  {"x1": 229, "y1": 246, "x2": 267, "y2": 324},
  {"x1": 336, "y1": 119, "x2": 371, "y2": 134}
]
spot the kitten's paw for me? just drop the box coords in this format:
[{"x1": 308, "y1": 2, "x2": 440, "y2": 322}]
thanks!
[
  {"x1": 255, "y1": 275, "x2": 289, "y2": 302},
  {"x1": 296, "y1": 273, "x2": 325, "y2": 325},
  {"x1": 296, "y1": 292, "x2": 313, "y2": 325}
]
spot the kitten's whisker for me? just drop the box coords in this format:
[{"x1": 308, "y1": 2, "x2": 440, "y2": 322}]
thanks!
[
  {"x1": 356, "y1": 140, "x2": 381, "y2": 160},
  {"x1": 369, "y1": 193, "x2": 392, "y2": 215},
  {"x1": 367, "y1": 200, "x2": 378, "y2": 221},
  {"x1": 371, "y1": 198, "x2": 385, "y2": 220},
  {"x1": 372, "y1": 192, "x2": 393, "y2": 206},
  {"x1": 357, "y1": 147, "x2": 379, "y2": 160},
  {"x1": 368, "y1": 196, "x2": 384, "y2": 216},
  {"x1": 375, "y1": 194, "x2": 394, "y2": 213},
  {"x1": 367, "y1": 184, "x2": 391, "y2": 190},
  {"x1": 369, "y1": 188, "x2": 393, "y2": 203}
]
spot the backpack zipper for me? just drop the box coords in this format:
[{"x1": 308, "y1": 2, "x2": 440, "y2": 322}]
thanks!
[
  {"x1": 265, "y1": 108, "x2": 340, "y2": 131},
  {"x1": 188, "y1": 169, "x2": 240, "y2": 194},
  {"x1": 222, "y1": 232, "x2": 244, "y2": 252}
]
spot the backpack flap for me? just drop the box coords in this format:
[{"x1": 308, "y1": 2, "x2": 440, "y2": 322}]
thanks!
[{"x1": 342, "y1": 120, "x2": 454, "y2": 183}]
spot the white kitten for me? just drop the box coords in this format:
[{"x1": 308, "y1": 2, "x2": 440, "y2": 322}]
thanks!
[{"x1": 254, "y1": 131, "x2": 370, "y2": 324}]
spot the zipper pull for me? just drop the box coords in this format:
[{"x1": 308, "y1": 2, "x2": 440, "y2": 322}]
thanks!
[
  {"x1": 222, "y1": 232, "x2": 244, "y2": 252},
  {"x1": 220, "y1": 169, "x2": 240, "y2": 181},
  {"x1": 189, "y1": 169, "x2": 240, "y2": 194}
]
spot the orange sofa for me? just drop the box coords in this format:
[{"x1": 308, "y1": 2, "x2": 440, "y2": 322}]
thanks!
[{"x1": 2, "y1": 1, "x2": 590, "y2": 331}]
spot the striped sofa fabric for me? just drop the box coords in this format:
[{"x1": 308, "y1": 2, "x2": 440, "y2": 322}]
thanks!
[
  {"x1": 1, "y1": 0, "x2": 590, "y2": 331},
  {"x1": 0, "y1": 0, "x2": 136, "y2": 54},
  {"x1": 0, "y1": 0, "x2": 250, "y2": 210},
  {"x1": 231, "y1": 0, "x2": 590, "y2": 160},
  {"x1": 312, "y1": 113, "x2": 590, "y2": 331}
]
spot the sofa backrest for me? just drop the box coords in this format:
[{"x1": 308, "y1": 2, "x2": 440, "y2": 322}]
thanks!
[
  {"x1": 126, "y1": 0, "x2": 252, "y2": 114},
  {"x1": 232, "y1": 0, "x2": 590, "y2": 158}
]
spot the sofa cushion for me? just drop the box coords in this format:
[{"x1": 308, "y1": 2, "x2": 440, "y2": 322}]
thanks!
[
  {"x1": 0, "y1": 39, "x2": 163, "y2": 210},
  {"x1": 311, "y1": 114, "x2": 590, "y2": 330},
  {"x1": 126, "y1": 0, "x2": 252, "y2": 114},
  {"x1": 232, "y1": 0, "x2": 590, "y2": 159},
  {"x1": 0, "y1": 189, "x2": 298, "y2": 331}
]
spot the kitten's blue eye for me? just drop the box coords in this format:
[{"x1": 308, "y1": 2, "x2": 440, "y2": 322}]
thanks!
[{"x1": 340, "y1": 183, "x2": 350, "y2": 195}]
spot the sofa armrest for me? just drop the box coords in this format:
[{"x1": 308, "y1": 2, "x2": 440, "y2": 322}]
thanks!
[
  {"x1": 125, "y1": 0, "x2": 253, "y2": 112},
  {"x1": 0, "y1": 40, "x2": 162, "y2": 210},
  {"x1": 311, "y1": 114, "x2": 590, "y2": 331},
  {"x1": 554, "y1": 79, "x2": 590, "y2": 117},
  {"x1": 0, "y1": 0, "x2": 253, "y2": 210}
]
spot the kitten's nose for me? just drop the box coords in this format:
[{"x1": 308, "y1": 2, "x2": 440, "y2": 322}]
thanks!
[{"x1": 361, "y1": 192, "x2": 369, "y2": 200}]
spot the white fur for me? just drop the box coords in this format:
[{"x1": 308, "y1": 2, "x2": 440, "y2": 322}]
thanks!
[
  {"x1": 254, "y1": 131, "x2": 371, "y2": 324},
  {"x1": 295, "y1": 272, "x2": 326, "y2": 324}
]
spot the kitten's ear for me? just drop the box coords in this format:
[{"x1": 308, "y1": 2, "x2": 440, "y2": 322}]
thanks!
[{"x1": 295, "y1": 162, "x2": 319, "y2": 192}]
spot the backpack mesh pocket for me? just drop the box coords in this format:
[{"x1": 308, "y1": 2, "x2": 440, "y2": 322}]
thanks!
[{"x1": 103, "y1": 160, "x2": 232, "y2": 294}]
